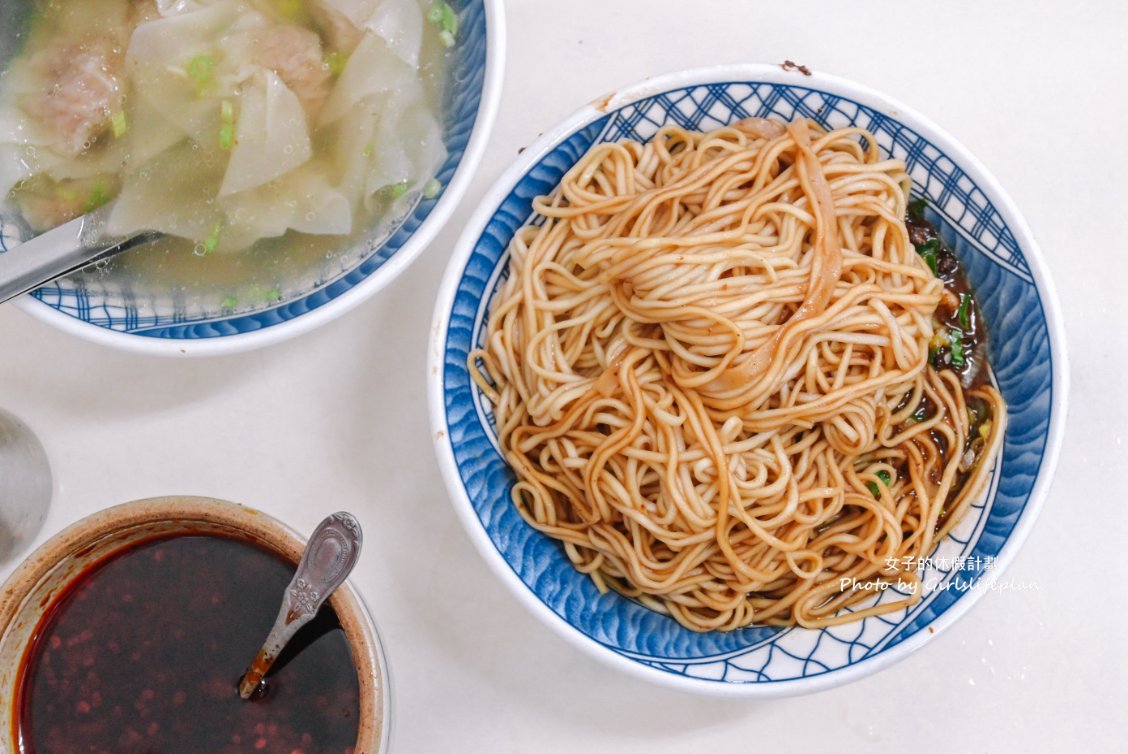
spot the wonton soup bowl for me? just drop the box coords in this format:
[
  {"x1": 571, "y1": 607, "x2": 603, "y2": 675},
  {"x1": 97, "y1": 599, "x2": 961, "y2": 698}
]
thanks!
[
  {"x1": 428, "y1": 64, "x2": 1068, "y2": 697},
  {"x1": 0, "y1": 496, "x2": 391, "y2": 753},
  {"x1": 0, "y1": 0, "x2": 504, "y2": 356}
]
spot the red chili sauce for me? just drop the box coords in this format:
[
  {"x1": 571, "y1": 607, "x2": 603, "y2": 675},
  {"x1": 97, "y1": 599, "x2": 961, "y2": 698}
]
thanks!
[{"x1": 15, "y1": 535, "x2": 360, "y2": 754}]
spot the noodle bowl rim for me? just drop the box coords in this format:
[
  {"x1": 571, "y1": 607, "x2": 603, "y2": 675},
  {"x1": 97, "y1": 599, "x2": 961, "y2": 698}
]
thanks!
[{"x1": 428, "y1": 63, "x2": 1069, "y2": 696}]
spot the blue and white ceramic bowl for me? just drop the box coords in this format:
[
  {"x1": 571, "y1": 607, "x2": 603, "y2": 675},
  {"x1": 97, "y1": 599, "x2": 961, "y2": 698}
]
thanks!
[
  {"x1": 0, "y1": 0, "x2": 504, "y2": 356},
  {"x1": 429, "y1": 65, "x2": 1068, "y2": 696}
]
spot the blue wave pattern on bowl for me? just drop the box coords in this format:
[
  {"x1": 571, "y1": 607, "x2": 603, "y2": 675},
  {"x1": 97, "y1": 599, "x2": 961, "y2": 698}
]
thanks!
[
  {"x1": 0, "y1": 0, "x2": 489, "y2": 339},
  {"x1": 442, "y1": 82, "x2": 1054, "y2": 684}
]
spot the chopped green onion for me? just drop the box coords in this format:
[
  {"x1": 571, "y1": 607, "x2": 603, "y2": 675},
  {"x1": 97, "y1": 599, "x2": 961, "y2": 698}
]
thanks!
[
  {"x1": 915, "y1": 238, "x2": 940, "y2": 276},
  {"x1": 439, "y1": 30, "x2": 455, "y2": 48},
  {"x1": 949, "y1": 329, "x2": 966, "y2": 368},
  {"x1": 84, "y1": 182, "x2": 110, "y2": 213},
  {"x1": 325, "y1": 51, "x2": 345, "y2": 76},
  {"x1": 380, "y1": 181, "x2": 408, "y2": 200},
  {"x1": 866, "y1": 470, "x2": 892, "y2": 499},
  {"x1": 426, "y1": 4, "x2": 443, "y2": 24},
  {"x1": 203, "y1": 221, "x2": 223, "y2": 253},
  {"x1": 908, "y1": 197, "x2": 927, "y2": 220},
  {"x1": 110, "y1": 110, "x2": 128, "y2": 139},
  {"x1": 906, "y1": 405, "x2": 929, "y2": 424},
  {"x1": 362, "y1": 141, "x2": 375, "y2": 158},
  {"x1": 219, "y1": 102, "x2": 236, "y2": 149},
  {"x1": 250, "y1": 284, "x2": 283, "y2": 302},
  {"x1": 422, "y1": 178, "x2": 441, "y2": 199},
  {"x1": 188, "y1": 54, "x2": 214, "y2": 85},
  {"x1": 219, "y1": 123, "x2": 235, "y2": 150},
  {"x1": 957, "y1": 292, "x2": 972, "y2": 330},
  {"x1": 221, "y1": 295, "x2": 238, "y2": 309},
  {"x1": 440, "y1": 3, "x2": 459, "y2": 36}
]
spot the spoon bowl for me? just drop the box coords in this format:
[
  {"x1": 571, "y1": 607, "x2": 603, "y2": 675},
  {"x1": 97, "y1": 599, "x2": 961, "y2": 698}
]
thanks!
[
  {"x1": 238, "y1": 511, "x2": 363, "y2": 699},
  {"x1": 0, "y1": 408, "x2": 51, "y2": 563}
]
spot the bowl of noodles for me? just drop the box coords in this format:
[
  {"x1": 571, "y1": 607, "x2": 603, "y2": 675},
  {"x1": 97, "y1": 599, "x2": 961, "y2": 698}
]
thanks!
[
  {"x1": 0, "y1": 0, "x2": 504, "y2": 355},
  {"x1": 429, "y1": 64, "x2": 1067, "y2": 695}
]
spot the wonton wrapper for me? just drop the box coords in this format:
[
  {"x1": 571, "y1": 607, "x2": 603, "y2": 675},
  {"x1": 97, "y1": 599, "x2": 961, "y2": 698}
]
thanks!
[
  {"x1": 2, "y1": 0, "x2": 443, "y2": 252},
  {"x1": 219, "y1": 70, "x2": 313, "y2": 197},
  {"x1": 220, "y1": 161, "x2": 352, "y2": 250},
  {"x1": 126, "y1": 0, "x2": 270, "y2": 146},
  {"x1": 319, "y1": 30, "x2": 416, "y2": 125},
  {"x1": 317, "y1": 0, "x2": 425, "y2": 69},
  {"x1": 106, "y1": 140, "x2": 226, "y2": 241}
]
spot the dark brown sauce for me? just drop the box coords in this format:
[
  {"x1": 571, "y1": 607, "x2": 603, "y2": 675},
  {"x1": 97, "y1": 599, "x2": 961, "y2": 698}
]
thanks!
[
  {"x1": 15, "y1": 535, "x2": 360, "y2": 754},
  {"x1": 902, "y1": 200, "x2": 998, "y2": 526},
  {"x1": 906, "y1": 204, "x2": 989, "y2": 389}
]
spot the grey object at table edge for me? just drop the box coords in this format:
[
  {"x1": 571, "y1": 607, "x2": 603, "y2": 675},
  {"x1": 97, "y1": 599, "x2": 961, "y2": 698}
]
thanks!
[{"x1": 0, "y1": 408, "x2": 51, "y2": 562}]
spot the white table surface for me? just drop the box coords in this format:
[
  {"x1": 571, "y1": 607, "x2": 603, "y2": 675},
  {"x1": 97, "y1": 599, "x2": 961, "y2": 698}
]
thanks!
[{"x1": 1, "y1": 1, "x2": 1123, "y2": 751}]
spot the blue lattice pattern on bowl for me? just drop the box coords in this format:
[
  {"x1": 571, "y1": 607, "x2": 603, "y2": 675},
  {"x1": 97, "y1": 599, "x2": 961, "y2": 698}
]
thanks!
[
  {"x1": 434, "y1": 72, "x2": 1062, "y2": 693},
  {"x1": 0, "y1": 0, "x2": 495, "y2": 342}
]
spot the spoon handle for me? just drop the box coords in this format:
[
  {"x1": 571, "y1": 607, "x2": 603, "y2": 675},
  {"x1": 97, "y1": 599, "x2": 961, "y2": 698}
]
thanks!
[
  {"x1": 238, "y1": 512, "x2": 363, "y2": 699},
  {"x1": 0, "y1": 207, "x2": 157, "y2": 305}
]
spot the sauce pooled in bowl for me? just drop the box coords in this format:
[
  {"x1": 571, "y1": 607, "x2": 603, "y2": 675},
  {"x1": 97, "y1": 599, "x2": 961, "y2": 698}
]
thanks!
[{"x1": 15, "y1": 534, "x2": 359, "y2": 754}]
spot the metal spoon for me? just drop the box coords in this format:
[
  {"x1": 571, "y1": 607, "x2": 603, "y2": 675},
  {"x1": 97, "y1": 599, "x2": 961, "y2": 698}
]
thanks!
[
  {"x1": 238, "y1": 511, "x2": 363, "y2": 700},
  {"x1": 0, "y1": 408, "x2": 51, "y2": 562},
  {"x1": 0, "y1": 206, "x2": 157, "y2": 305}
]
